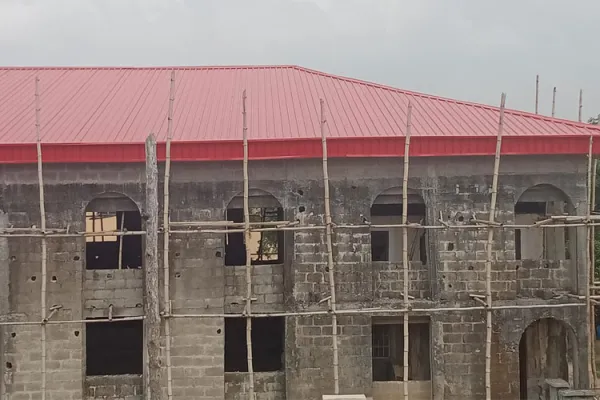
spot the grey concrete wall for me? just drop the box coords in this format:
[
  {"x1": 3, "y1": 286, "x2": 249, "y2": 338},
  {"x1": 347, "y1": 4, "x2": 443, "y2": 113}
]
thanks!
[
  {"x1": 225, "y1": 371, "x2": 285, "y2": 400},
  {"x1": 0, "y1": 154, "x2": 592, "y2": 400}
]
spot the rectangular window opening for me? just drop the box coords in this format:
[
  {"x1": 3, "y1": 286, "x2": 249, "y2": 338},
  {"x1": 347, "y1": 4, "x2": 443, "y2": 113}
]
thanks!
[
  {"x1": 85, "y1": 211, "x2": 142, "y2": 270},
  {"x1": 85, "y1": 319, "x2": 143, "y2": 376},
  {"x1": 225, "y1": 207, "x2": 284, "y2": 266},
  {"x1": 372, "y1": 319, "x2": 431, "y2": 382},
  {"x1": 224, "y1": 317, "x2": 284, "y2": 372}
]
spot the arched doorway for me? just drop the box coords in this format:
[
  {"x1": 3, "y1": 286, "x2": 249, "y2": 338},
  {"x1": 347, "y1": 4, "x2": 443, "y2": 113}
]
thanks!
[{"x1": 519, "y1": 318, "x2": 577, "y2": 399}]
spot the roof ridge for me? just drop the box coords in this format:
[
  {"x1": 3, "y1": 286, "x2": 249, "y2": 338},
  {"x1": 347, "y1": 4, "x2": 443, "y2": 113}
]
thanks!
[
  {"x1": 293, "y1": 65, "x2": 600, "y2": 131},
  {"x1": 0, "y1": 65, "x2": 299, "y2": 71}
]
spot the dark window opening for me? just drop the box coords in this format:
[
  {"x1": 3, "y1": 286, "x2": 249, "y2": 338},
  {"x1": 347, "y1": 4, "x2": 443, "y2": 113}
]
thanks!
[
  {"x1": 225, "y1": 207, "x2": 284, "y2": 266},
  {"x1": 224, "y1": 317, "x2": 284, "y2": 372},
  {"x1": 371, "y1": 231, "x2": 389, "y2": 262},
  {"x1": 514, "y1": 201, "x2": 546, "y2": 215},
  {"x1": 86, "y1": 319, "x2": 143, "y2": 376},
  {"x1": 86, "y1": 211, "x2": 142, "y2": 270},
  {"x1": 372, "y1": 321, "x2": 431, "y2": 382},
  {"x1": 515, "y1": 229, "x2": 522, "y2": 260}
]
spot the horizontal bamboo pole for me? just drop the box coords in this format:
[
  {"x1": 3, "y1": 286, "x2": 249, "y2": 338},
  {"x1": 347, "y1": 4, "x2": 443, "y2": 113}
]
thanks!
[
  {"x1": 167, "y1": 221, "x2": 600, "y2": 235},
  {"x1": 0, "y1": 315, "x2": 145, "y2": 326},
  {"x1": 167, "y1": 302, "x2": 584, "y2": 319},
  {"x1": 169, "y1": 220, "x2": 299, "y2": 228},
  {"x1": 1, "y1": 302, "x2": 583, "y2": 326},
  {"x1": 0, "y1": 230, "x2": 146, "y2": 238}
]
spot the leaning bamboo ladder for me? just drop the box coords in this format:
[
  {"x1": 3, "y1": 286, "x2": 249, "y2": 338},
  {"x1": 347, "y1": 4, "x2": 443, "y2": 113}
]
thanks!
[
  {"x1": 242, "y1": 90, "x2": 256, "y2": 399},
  {"x1": 484, "y1": 93, "x2": 506, "y2": 400},
  {"x1": 35, "y1": 76, "x2": 49, "y2": 400},
  {"x1": 163, "y1": 70, "x2": 176, "y2": 400},
  {"x1": 402, "y1": 102, "x2": 413, "y2": 400},
  {"x1": 320, "y1": 99, "x2": 340, "y2": 394}
]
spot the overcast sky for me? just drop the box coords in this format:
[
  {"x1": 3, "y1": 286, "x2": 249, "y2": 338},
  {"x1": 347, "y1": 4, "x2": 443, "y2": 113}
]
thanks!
[{"x1": 1, "y1": 0, "x2": 598, "y2": 121}]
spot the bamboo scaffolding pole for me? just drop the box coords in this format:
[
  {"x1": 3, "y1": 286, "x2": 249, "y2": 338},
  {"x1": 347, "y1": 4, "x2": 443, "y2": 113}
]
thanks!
[
  {"x1": 166, "y1": 303, "x2": 586, "y2": 319},
  {"x1": 0, "y1": 230, "x2": 146, "y2": 238},
  {"x1": 35, "y1": 76, "x2": 48, "y2": 400},
  {"x1": 167, "y1": 220, "x2": 600, "y2": 236},
  {"x1": 118, "y1": 212, "x2": 125, "y2": 269},
  {"x1": 552, "y1": 87, "x2": 557, "y2": 117},
  {"x1": 319, "y1": 99, "x2": 340, "y2": 394},
  {"x1": 144, "y1": 134, "x2": 161, "y2": 400},
  {"x1": 535, "y1": 75, "x2": 539, "y2": 114},
  {"x1": 320, "y1": 99, "x2": 340, "y2": 395},
  {"x1": 242, "y1": 90, "x2": 255, "y2": 400},
  {"x1": 402, "y1": 102, "x2": 413, "y2": 400},
  {"x1": 0, "y1": 302, "x2": 586, "y2": 327},
  {"x1": 485, "y1": 93, "x2": 506, "y2": 400},
  {"x1": 0, "y1": 316, "x2": 146, "y2": 327},
  {"x1": 163, "y1": 69, "x2": 176, "y2": 400},
  {"x1": 587, "y1": 136, "x2": 596, "y2": 385}
]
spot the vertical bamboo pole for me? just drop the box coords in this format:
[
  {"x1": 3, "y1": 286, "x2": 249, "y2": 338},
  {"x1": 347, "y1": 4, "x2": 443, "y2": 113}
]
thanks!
[
  {"x1": 535, "y1": 75, "x2": 539, "y2": 115},
  {"x1": 579, "y1": 90, "x2": 583, "y2": 123},
  {"x1": 242, "y1": 90, "x2": 255, "y2": 400},
  {"x1": 163, "y1": 70, "x2": 176, "y2": 400},
  {"x1": 402, "y1": 102, "x2": 413, "y2": 400},
  {"x1": 552, "y1": 87, "x2": 557, "y2": 117},
  {"x1": 320, "y1": 99, "x2": 340, "y2": 394},
  {"x1": 144, "y1": 134, "x2": 161, "y2": 400},
  {"x1": 592, "y1": 155, "x2": 598, "y2": 386},
  {"x1": 35, "y1": 76, "x2": 48, "y2": 400},
  {"x1": 118, "y1": 212, "x2": 125, "y2": 269},
  {"x1": 587, "y1": 136, "x2": 596, "y2": 385},
  {"x1": 485, "y1": 93, "x2": 506, "y2": 400}
]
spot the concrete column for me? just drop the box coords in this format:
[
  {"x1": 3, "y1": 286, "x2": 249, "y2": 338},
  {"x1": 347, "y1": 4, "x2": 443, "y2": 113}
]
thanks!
[{"x1": 0, "y1": 210, "x2": 8, "y2": 398}]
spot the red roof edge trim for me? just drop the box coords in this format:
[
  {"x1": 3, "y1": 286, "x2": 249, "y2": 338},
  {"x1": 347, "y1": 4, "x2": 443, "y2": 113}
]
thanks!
[{"x1": 0, "y1": 136, "x2": 598, "y2": 165}]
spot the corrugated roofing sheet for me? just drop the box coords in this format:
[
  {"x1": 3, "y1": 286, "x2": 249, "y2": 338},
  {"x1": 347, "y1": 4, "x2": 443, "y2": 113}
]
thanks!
[{"x1": 0, "y1": 65, "x2": 599, "y2": 163}]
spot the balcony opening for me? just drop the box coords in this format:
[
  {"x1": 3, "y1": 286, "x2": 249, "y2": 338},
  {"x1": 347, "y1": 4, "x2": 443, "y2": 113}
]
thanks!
[
  {"x1": 225, "y1": 190, "x2": 284, "y2": 266},
  {"x1": 85, "y1": 319, "x2": 143, "y2": 376},
  {"x1": 85, "y1": 193, "x2": 142, "y2": 270},
  {"x1": 514, "y1": 185, "x2": 573, "y2": 261}
]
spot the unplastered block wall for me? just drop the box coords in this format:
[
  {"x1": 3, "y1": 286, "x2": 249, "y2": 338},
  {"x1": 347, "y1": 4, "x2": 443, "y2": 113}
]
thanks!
[
  {"x1": 0, "y1": 154, "x2": 591, "y2": 400},
  {"x1": 84, "y1": 269, "x2": 144, "y2": 318}
]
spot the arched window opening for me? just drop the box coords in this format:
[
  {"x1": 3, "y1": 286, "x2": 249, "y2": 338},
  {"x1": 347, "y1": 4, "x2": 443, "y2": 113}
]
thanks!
[
  {"x1": 370, "y1": 188, "x2": 427, "y2": 264},
  {"x1": 225, "y1": 189, "x2": 284, "y2": 266},
  {"x1": 514, "y1": 185, "x2": 573, "y2": 261},
  {"x1": 85, "y1": 193, "x2": 142, "y2": 270},
  {"x1": 519, "y1": 318, "x2": 577, "y2": 399}
]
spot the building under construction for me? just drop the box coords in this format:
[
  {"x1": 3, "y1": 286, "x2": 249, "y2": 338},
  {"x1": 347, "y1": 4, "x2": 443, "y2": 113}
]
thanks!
[{"x1": 0, "y1": 66, "x2": 599, "y2": 400}]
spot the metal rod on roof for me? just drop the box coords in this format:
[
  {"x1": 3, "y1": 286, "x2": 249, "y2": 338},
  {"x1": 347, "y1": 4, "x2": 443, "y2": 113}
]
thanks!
[
  {"x1": 163, "y1": 69, "x2": 176, "y2": 400},
  {"x1": 535, "y1": 75, "x2": 539, "y2": 114},
  {"x1": 552, "y1": 86, "x2": 557, "y2": 117},
  {"x1": 579, "y1": 89, "x2": 583, "y2": 123},
  {"x1": 34, "y1": 76, "x2": 48, "y2": 400},
  {"x1": 320, "y1": 98, "x2": 340, "y2": 395},
  {"x1": 485, "y1": 92, "x2": 506, "y2": 400}
]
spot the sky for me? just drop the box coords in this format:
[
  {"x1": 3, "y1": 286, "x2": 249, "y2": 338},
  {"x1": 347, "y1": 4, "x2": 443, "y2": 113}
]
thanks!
[{"x1": 1, "y1": 0, "x2": 599, "y2": 121}]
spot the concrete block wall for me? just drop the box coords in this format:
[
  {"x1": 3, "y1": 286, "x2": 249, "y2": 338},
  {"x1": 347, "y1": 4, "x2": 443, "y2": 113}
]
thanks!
[
  {"x1": 225, "y1": 371, "x2": 285, "y2": 400},
  {"x1": 0, "y1": 155, "x2": 592, "y2": 400},
  {"x1": 84, "y1": 269, "x2": 144, "y2": 318}
]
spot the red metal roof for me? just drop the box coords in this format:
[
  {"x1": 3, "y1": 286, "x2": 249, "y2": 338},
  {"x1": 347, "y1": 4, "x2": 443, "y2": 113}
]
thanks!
[{"x1": 0, "y1": 65, "x2": 599, "y2": 164}]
